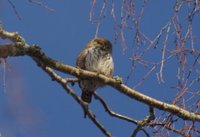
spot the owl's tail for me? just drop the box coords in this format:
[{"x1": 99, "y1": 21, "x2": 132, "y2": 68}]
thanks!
[{"x1": 81, "y1": 90, "x2": 93, "y2": 103}]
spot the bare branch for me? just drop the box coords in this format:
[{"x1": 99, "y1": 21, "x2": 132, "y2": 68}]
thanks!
[
  {"x1": 131, "y1": 107, "x2": 155, "y2": 137},
  {"x1": 94, "y1": 92, "x2": 138, "y2": 124},
  {"x1": 28, "y1": 0, "x2": 55, "y2": 12},
  {"x1": 157, "y1": 23, "x2": 171, "y2": 83},
  {"x1": 7, "y1": 0, "x2": 22, "y2": 20}
]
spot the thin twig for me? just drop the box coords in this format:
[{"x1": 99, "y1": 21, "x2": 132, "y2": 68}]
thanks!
[
  {"x1": 7, "y1": 0, "x2": 22, "y2": 20},
  {"x1": 28, "y1": 0, "x2": 55, "y2": 11},
  {"x1": 94, "y1": 92, "x2": 138, "y2": 124},
  {"x1": 157, "y1": 23, "x2": 171, "y2": 83},
  {"x1": 131, "y1": 107, "x2": 155, "y2": 137}
]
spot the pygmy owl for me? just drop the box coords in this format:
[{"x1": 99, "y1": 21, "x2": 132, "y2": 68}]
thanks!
[{"x1": 76, "y1": 37, "x2": 114, "y2": 103}]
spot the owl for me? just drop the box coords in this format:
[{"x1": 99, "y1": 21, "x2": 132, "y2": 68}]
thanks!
[{"x1": 76, "y1": 37, "x2": 114, "y2": 103}]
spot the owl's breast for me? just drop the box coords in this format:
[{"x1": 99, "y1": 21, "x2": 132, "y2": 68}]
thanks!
[{"x1": 85, "y1": 48, "x2": 114, "y2": 76}]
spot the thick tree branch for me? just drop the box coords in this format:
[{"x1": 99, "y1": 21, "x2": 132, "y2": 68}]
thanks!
[{"x1": 1, "y1": 28, "x2": 200, "y2": 123}]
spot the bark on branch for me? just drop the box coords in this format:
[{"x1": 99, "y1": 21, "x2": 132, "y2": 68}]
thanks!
[{"x1": 1, "y1": 28, "x2": 200, "y2": 122}]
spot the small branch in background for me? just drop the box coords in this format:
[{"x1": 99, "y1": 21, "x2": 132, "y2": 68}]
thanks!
[
  {"x1": 7, "y1": 0, "x2": 55, "y2": 20},
  {"x1": 7, "y1": 0, "x2": 22, "y2": 20},
  {"x1": 124, "y1": 62, "x2": 135, "y2": 85},
  {"x1": 28, "y1": 0, "x2": 55, "y2": 12},
  {"x1": 187, "y1": 53, "x2": 200, "y2": 80},
  {"x1": 96, "y1": 0, "x2": 108, "y2": 37},
  {"x1": 131, "y1": 107, "x2": 155, "y2": 137},
  {"x1": 138, "y1": 0, "x2": 149, "y2": 24},
  {"x1": 111, "y1": 0, "x2": 119, "y2": 45},
  {"x1": 120, "y1": 0, "x2": 127, "y2": 53},
  {"x1": 148, "y1": 121, "x2": 186, "y2": 136},
  {"x1": 94, "y1": 92, "x2": 138, "y2": 124},
  {"x1": 89, "y1": 0, "x2": 108, "y2": 37},
  {"x1": 156, "y1": 23, "x2": 171, "y2": 84},
  {"x1": 133, "y1": 64, "x2": 157, "y2": 89},
  {"x1": 89, "y1": 0, "x2": 96, "y2": 22}
]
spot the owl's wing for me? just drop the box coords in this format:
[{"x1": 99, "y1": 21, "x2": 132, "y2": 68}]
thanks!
[{"x1": 76, "y1": 49, "x2": 88, "y2": 69}]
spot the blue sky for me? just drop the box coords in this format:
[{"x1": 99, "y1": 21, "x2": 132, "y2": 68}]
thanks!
[{"x1": 0, "y1": 0, "x2": 200, "y2": 137}]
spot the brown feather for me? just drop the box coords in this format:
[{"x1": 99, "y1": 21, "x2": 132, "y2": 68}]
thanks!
[{"x1": 76, "y1": 37, "x2": 114, "y2": 103}]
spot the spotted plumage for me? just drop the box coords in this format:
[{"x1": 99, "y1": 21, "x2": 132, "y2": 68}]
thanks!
[{"x1": 76, "y1": 37, "x2": 114, "y2": 103}]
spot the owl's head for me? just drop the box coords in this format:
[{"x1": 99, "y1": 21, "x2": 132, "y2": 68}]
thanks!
[{"x1": 87, "y1": 37, "x2": 112, "y2": 52}]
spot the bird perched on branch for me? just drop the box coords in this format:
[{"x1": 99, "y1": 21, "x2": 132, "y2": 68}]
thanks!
[{"x1": 76, "y1": 37, "x2": 114, "y2": 103}]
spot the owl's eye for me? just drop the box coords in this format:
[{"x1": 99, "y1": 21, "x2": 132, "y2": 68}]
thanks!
[
  {"x1": 103, "y1": 46, "x2": 112, "y2": 51},
  {"x1": 100, "y1": 45, "x2": 108, "y2": 50}
]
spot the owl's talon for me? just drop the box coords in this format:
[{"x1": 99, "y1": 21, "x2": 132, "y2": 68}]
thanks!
[{"x1": 113, "y1": 76, "x2": 123, "y2": 84}]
